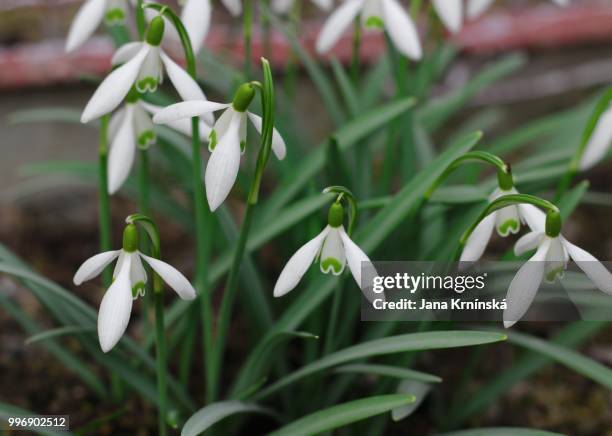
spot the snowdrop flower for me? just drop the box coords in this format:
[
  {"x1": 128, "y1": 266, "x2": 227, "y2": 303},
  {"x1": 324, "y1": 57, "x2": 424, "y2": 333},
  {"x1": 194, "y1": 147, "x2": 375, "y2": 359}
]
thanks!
[
  {"x1": 460, "y1": 174, "x2": 546, "y2": 263},
  {"x1": 579, "y1": 104, "x2": 612, "y2": 171},
  {"x1": 274, "y1": 201, "x2": 378, "y2": 301},
  {"x1": 153, "y1": 83, "x2": 287, "y2": 211},
  {"x1": 316, "y1": 0, "x2": 422, "y2": 60},
  {"x1": 81, "y1": 15, "x2": 205, "y2": 123},
  {"x1": 106, "y1": 88, "x2": 212, "y2": 194},
  {"x1": 432, "y1": 0, "x2": 463, "y2": 33},
  {"x1": 73, "y1": 223, "x2": 196, "y2": 352},
  {"x1": 504, "y1": 209, "x2": 612, "y2": 327},
  {"x1": 272, "y1": 0, "x2": 332, "y2": 15},
  {"x1": 467, "y1": 0, "x2": 569, "y2": 20},
  {"x1": 65, "y1": 0, "x2": 129, "y2": 52}
]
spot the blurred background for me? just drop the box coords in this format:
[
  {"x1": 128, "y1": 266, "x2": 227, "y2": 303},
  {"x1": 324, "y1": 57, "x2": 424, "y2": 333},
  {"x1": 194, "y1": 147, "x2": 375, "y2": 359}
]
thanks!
[{"x1": 2, "y1": 0, "x2": 612, "y2": 434}]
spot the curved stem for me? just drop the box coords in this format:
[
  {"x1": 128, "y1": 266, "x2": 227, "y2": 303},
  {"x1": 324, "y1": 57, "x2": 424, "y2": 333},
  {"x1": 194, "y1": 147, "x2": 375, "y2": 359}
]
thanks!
[
  {"x1": 135, "y1": 0, "x2": 146, "y2": 39},
  {"x1": 424, "y1": 150, "x2": 507, "y2": 199},
  {"x1": 212, "y1": 58, "x2": 275, "y2": 399},
  {"x1": 460, "y1": 194, "x2": 558, "y2": 245},
  {"x1": 322, "y1": 185, "x2": 359, "y2": 236}
]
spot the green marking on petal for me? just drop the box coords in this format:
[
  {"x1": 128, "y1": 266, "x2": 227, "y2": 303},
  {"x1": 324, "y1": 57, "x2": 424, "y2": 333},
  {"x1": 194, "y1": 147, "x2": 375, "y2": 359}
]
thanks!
[
  {"x1": 208, "y1": 130, "x2": 217, "y2": 151},
  {"x1": 105, "y1": 8, "x2": 126, "y2": 25},
  {"x1": 321, "y1": 257, "x2": 344, "y2": 275},
  {"x1": 132, "y1": 281, "x2": 146, "y2": 298},
  {"x1": 545, "y1": 266, "x2": 565, "y2": 283},
  {"x1": 497, "y1": 219, "x2": 519, "y2": 237},
  {"x1": 240, "y1": 140, "x2": 246, "y2": 154},
  {"x1": 138, "y1": 130, "x2": 156, "y2": 149},
  {"x1": 365, "y1": 16, "x2": 384, "y2": 29},
  {"x1": 136, "y1": 77, "x2": 158, "y2": 94}
]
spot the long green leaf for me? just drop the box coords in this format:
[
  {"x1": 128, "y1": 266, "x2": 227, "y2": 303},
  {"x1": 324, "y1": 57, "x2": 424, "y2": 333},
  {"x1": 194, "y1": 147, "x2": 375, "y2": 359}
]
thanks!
[
  {"x1": 254, "y1": 331, "x2": 505, "y2": 400},
  {"x1": 333, "y1": 363, "x2": 442, "y2": 383},
  {"x1": 181, "y1": 401, "x2": 276, "y2": 436},
  {"x1": 268, "y1": 394, "x2": 415, "y2": 436},
  {"x1": 439, "y1": 428, "x2": 564, "y2": 436}
]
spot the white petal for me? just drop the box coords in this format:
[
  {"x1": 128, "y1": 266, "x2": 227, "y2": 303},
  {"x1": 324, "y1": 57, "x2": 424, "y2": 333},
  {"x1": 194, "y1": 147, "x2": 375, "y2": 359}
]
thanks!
[
  {"x1": 467, "y1": 0, "x2": 494, "y2": 19},
  {"x1": 205, "y1": 113, "x2": 242, "y2": 211},
  {"x1": 160, "y1": 52, "x2": 210, "y2": 120},
  {"x1": 312, "y1": 0, "x2": 333, "y2": 11},
  {"x1": 108, "y1": 107, "x2": 125, "y2": 140},
  {"x1": 133, "y1": 103, "x2": 156, "y2": 147},
  {"x1": 221, "y1": 0, "x2": 242, "y2": 16},
  {"x1": 181, "y1": 0, "x2": 211, "y2": 54},
  {"x1": 247, "y1": 112, "x2": 287, "y2": 160},
  {"x1": 136, "y1": 46, "x2": 163, "y2": 93},
  {"x1": 273, "y1": 227, "x2": 330, "y2": 297},
  {"x1": 514, "y1": 231, "x2": 543, "y2": 257},
  {"x1": 65, "y1": 0, "x2": 107, "y2": 52},
  {"x1": 564, "y1": 240, "x2": 612, "y2": 295},
  {"x1": 544, "y1": 236, "x2": 566, "y2": 282},
  {"x1": 73, "y1": 250, "x2": 121, "y2": 285},
  {"x1": 320, "y1": 227, "x2": 347, "y2": 275},
  {"x1": 503, "y1": 238, "x2": 551, "y2": 328},
  {"x1": 142, "y1": 102, "x2": 212, "y2": 137},
  {"x1": 459, "y1": 212, "x2": 495, "y2": 263},
  {"x1": 316, "y1": 0, "x2": 365, "y2": 54},
  {"x1": 272, "y1": 0, "x2": 293, "y2": 14},
  {"x1": 339, "y1": 227, "x2": 380, "y2": 303},
  {"x1": 152, "y1": 100, "x2": 228, "y2": 125},
  {"x1": 98, "y1": 253, "x2": 133, "y2": 352},
  {"x1": 579, "y1": 107, "x2": 612, "y2": 170},
  {"x1": 210, "y1": 108, "x2": 234, "y2": 149},
  {"x1": 381, "y1": 0, "x2": 422, "y2": 60},
  {"x1": 518, "y1": 204, "x2": 546, "y2": 233},
  {"x1": 81, "y1": 45, "x2": 151, "y2": 123},
  {"x1": 111, "y1": 42, "x2": 144, "y2": 66},
  {"x1": 107, "y1": 104, "x2": 136, "y2": 194},
  {"x1": 432, "y1": 0, "x2": 462, "y2": 33},
  {"x1": 139, "y1": 254, "x2": 197, "y2": 300}
]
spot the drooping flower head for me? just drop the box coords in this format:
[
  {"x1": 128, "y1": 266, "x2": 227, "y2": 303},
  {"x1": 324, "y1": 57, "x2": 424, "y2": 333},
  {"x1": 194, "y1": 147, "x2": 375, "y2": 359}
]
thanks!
[
  {"x1": 153, "y1": 82, "x2": 287, "y2": 211},
  {"x1": 579, "y1": 97, "x2": 612, "y2": 171},
  {"x1": 81, "y1": 15, "x2": 207, "y2": 123},
  {"x1": 73, "y1": 221, "x2": 196, "y2": 352},
  {"x1": 504, "y1": 209, "x2": 612, "y2": 327},
  {"x1": 65, "y1": 0, "x2": 129, "y2": 52},
  {"x1": 460, "y1": 167, "x2": 545, "y2": 263},
  {"x1": 106, "y1": 87, "x2": 212, "y2": 194},
  {"x1": 466, "y1": 0, "x2": 570, "y2": 20},
  {"x1": 316, "y1": 0, "x2": 422, "y2": 60},
  {"x1": 274, "y1": 191, "x2": 380, "y2": 302}
]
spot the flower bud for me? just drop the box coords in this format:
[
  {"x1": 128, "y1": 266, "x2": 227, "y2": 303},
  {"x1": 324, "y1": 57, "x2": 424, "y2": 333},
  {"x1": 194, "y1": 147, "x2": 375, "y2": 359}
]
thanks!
[
  {"x1": 122, "y1": 223, "x2": 139, "y2": 252},
  {"x1": 146, "y1": 16, "x2": 165, "y2": 46},
  {"x1": 545, "y1": 209, "x2": 561, "y2": 238},
  {"x1": 328, "y1": 202, "x2": 344, "y2": 228},
  {"x1": 232, "y1": 83, "x2": 256, "y2": 112}
]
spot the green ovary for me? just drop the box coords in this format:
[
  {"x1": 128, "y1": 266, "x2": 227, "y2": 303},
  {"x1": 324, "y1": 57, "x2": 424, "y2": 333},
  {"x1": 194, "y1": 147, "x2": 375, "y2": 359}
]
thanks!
[
  {"x1": 137, "y1": 77, "x2": 158, "y2": 93},
  {"x1": 321, "y1": 257, "x2": 344, "y2": 275},
  {"x1": 105, "y1": 8, "x2": 126, "y2": 25},
  {"x1": 208, "y1": 130, "x2": 218, "y2": 151},
  {"x1": 365, "y1": 16, "x2": 384, "y2": 29},
  {"x1": 545, "y1": 266, "x2": 564, "y2": 283},
  {"x1": 498, "y1": 219, "x2": 519, "y2": 236}
]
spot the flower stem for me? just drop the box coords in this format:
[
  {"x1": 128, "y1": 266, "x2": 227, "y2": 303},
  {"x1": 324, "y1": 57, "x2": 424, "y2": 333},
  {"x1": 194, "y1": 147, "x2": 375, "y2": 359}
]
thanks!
[
  {"x1": 351, "y1": 18, "x2": 361, "y2": 85},
  {"x1": 98, "y1": 115, "x2": 112, "y2": 288},
  {"x1": 244, "y1": 0, "x2": 253, "y2": 78},
  {"x1": 211, "y1": 58, "x2": 275, "y2": 399},
  {"x1": 138, "y1": 149, "x2": 150, "y2": 215},
  {"x1": 154, "y1": 288, "x2": 168, "y2": 436},
  {"x1": 323, "y1": 281, "x2": 344, "y2": 355}
]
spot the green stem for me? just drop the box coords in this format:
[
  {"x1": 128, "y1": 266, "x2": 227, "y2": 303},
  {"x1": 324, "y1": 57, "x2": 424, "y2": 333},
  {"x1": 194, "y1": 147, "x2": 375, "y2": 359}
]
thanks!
[
  {"x1": 144, "y1": 3, "x2": 215, "y2": 403},
  {"x1": 244, "y1": 0, "x2": 253, "y2": 78},
  {"x1": 138, "y1": 148, "x2": 150, "y2": 215},
  {"x1": 211, "y1": 59, "x2": 275, "y2": 399},
  {"x1": 135, "y1": 0, "x2": 146, "y2": 39},
  {"x1": 323, "y1": 282, "x2": 343, "y2": 355},
  {"x1": 351, "y1": 18, "x2": 361, "y2": 85},
  {"x1": 98, "y1": 115, "x2": 112, "y2": 288},
  {"x1": 154, "y1": 291, "x2": 168, "y2": 436}
]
